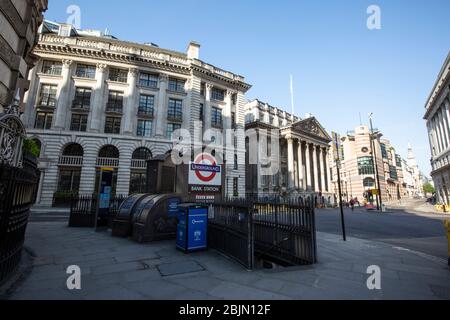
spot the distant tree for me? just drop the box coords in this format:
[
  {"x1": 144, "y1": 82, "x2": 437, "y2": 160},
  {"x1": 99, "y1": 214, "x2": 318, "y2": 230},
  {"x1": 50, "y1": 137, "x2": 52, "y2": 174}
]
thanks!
[{"x1": 422, "y1": 182, "x2": 435, "y2": 195}]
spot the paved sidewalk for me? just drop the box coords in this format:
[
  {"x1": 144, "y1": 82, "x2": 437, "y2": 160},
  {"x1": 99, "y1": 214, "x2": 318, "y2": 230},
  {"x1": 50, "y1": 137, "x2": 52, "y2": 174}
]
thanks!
[{"x1": 4, "y1": 222, "x2": 450, "y2": 300}]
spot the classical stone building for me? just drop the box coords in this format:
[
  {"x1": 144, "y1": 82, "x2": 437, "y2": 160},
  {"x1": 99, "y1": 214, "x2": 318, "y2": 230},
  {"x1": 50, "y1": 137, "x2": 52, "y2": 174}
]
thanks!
[
  {"x1": 329, "y1": 125, "x2": 408, "y2": 204},
  {"x1": 401, "y1": 145, "x2": 424, "y2": 198},
  {"x1": 244, "y1": 99, "x2": 334, "y2": 204},
  {"x1": 0, "y1": 0, "x2": 47, "y2": 113},
  {"x1": 23, "y1": 21, "x2": 251, "y2": 207},
  {"x1": 424, "y1": 52, "x2": 450, "y2": 205}
]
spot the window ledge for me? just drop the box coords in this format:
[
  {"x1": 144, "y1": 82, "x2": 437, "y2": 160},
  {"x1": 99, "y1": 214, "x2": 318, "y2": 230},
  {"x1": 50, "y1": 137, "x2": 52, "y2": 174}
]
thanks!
[
  {"x1": 106, "y1": 80, "x2": 129, "y2": 87},
  {"x1": 138, "y1": 84, "x2": 159, "y2": 91},
  {"x1": 72, "y1": 76, "x2": 96, "y2": 83},
  {"x1": 37, "y1": 72, "x2": 62, "y2": 79},
  {"x1": 166, "y1": 89, "x2": 187, "y2": 96}
]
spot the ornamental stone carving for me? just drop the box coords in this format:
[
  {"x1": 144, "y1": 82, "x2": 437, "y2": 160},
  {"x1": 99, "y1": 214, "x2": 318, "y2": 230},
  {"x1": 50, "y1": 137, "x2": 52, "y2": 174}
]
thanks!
[{"x1": 62, "y1": 59, "x2": 73, "y2": 67}]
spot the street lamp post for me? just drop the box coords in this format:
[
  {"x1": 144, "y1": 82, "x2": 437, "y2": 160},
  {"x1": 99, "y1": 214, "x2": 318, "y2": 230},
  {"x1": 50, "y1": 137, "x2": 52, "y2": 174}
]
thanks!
[{"x1": 369, "y1": 113, "x2": 383, "y2": 211}]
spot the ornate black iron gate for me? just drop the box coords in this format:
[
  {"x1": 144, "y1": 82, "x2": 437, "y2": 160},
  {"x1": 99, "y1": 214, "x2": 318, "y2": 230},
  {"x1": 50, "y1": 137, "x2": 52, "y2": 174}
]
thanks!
[{"x1": 0, "y1": 154, "x2": 39, "y2": 284}]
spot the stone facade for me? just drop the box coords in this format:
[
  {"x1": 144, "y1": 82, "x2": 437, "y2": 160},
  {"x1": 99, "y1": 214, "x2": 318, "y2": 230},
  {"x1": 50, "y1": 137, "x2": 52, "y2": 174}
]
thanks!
[
  {"x1": 329, "y1": 125, "x2": 415, "y2": 204},
  {"x1": 23, "y1": 21, "x2": 251, "y2": 207},
  {"x1": 0, "y1": 0, "x2": 47, "y2": 113},
  {"x1": 424, "y1": 52, "x2": 450, "y2": 204},
  {"x1": 244, "y1": 99, "x2": 334, "y2": 205}
]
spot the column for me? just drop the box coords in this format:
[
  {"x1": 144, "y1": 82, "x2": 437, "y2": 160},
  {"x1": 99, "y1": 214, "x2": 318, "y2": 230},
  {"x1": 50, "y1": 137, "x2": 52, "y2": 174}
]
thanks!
[
  {"x1": 287, "y1": 135, "x2": 295, "y2": 190},
  {"x1": 155, "y1": 74, "x2": 168, "y2": 138},
  {"x1": 313, "y1": 145, "x2": 319, "y2": 192},
  {"x1": 123, "y1": 68, "x2": 138, "y2": 135},
  {"x1": 319, "y1": 147, "x2": 326, "y2": 192},
  {"x1": 79, "y1": 144, "x2": 98, "y2": 196},
  {"x1": 224, "y1": 90, "x2": 233, "y2": 149},
  {"x1": 22, "y1": 63, "x2": 40, "y2": 128},
  {"x1": 445, "y1": 101, "x2": 450, "y2": 145},
  {"x1": 305, "y1": 143, "x2": 312, "y2": 190},
  {"x1": 89, "y1": 63, "x2": 107, "y2": 132},
  {"x1": 53, "y1": 59, "x2": 73, "y2": 130},
  {"x1": 441, "y1": 107, "x2": 450, "y2": 149},
  {"x1": 437, "y1": 111, "x2": 447, "y2": 151},
  {"x1": 325, "y1": 148, "x2": 332, "y2": 192},
  {"x1": 435, "y1": 115, "x2": 444, "y2": 153},
  {"x1": 116, "y1": 147, "x2": 132, "y2": 196},
  {"x1": 297, "y1": 139, "x2": 304, "y2": 190},
  {"x1": 224, "y1": 90, "x2": 233, "y2": 130},
  {"x1": 204, "y1": 83, "x2": 213, "y2": 137}
]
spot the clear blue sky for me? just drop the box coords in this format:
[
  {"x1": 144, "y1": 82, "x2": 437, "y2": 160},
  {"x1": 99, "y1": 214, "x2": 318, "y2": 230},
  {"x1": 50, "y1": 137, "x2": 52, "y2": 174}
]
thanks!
[{"x1": 44, "y1": 0, "x2": 450, "y2": 175}]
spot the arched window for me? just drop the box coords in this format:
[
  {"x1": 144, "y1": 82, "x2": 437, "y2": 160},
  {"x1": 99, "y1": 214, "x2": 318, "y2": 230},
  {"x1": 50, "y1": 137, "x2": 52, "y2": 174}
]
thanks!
[
  {"x1": 98, "y1": 145, "x2": 119, "y2": 158},
  {"x1": 62, "y1": 143, "x2": 83, "y2": 157},
  {"x1": 363, "y1": 177, "x2": 375, "y2": 188},
  {"x1": 56, "y1": 143, "x2": 84, "y2": 200},
  {"x1": 132, "y1": 147, "x2": 152, "y2": 160},
  {"x1": 130, "y1": 148, "x2": 152, "y2": 194}
]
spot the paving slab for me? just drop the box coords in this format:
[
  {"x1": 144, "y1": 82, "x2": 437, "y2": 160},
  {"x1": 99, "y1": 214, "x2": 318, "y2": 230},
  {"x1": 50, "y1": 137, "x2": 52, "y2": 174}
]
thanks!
[{"x1": 3, "y1": 222, "x2": 449, "y2": 300}]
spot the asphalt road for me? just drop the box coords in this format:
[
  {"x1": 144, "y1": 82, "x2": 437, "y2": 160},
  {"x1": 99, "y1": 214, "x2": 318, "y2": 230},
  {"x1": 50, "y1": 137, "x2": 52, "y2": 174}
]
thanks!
[{"x1": 316, "y1": 202, "x2": 449, "y2": 260}]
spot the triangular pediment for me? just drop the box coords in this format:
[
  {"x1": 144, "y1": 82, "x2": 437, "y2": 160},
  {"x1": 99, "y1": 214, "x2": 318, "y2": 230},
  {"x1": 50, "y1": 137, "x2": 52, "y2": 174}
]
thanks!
[{"x1": 292, "y1": 117, "x2": 331, "y2": 141}]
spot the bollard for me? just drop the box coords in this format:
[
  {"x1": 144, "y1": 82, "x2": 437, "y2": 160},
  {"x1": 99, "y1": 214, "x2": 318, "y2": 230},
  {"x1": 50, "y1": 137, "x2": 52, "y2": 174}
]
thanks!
[{"x1": 445, "y1": 220, "x2": 450, "y2": 266}]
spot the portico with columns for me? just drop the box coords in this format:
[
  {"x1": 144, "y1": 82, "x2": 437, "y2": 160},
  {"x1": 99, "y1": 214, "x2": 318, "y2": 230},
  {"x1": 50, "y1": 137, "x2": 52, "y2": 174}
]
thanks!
[
  {"x1": 245, "y1": 99, "x2": 334, "y2": 205},
  {"x1": 280, "y1": 117, "x2": 333, "y2": 204}
]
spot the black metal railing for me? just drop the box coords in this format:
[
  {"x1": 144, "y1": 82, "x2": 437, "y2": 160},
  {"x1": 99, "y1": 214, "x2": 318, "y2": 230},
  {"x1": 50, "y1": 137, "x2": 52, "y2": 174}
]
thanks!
[
  {"x1": 207, "y1": 198, "x2": 316, "y2": 270},
  {"x1": 69, "y1": 194, "x2": 127, "y2": 228},
  {"x1": 208, "y1": 200, "x2": 254, "y2": 270},
  {"x1": 253, "y1": 199, "x2": 317, "y2": 266},
  {"x1": 0, "y1": 153, "x2": 39, "y2": 285}
]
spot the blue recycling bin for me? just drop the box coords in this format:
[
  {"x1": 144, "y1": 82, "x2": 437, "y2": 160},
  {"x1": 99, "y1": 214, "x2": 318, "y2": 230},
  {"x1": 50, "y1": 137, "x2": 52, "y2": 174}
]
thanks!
[{"x1": 176, "y1": 204, "x2": 208, "y2": 253}]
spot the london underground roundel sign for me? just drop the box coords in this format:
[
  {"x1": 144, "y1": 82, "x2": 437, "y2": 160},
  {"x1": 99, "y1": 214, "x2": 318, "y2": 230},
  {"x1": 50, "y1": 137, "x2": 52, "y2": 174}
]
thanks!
[{"x1": 188, "y1": 153, "x2": 222, "y2": 188}]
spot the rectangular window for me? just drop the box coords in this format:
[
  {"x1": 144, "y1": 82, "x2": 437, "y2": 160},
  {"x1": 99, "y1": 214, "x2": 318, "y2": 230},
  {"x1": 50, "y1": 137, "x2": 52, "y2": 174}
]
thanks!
[
  {"x1": 380, "y1": 143, "x2": 388, "y2": 159},
  {"x1": 104, "y1": 117, "x2": 121, "y2": 134},
  {"x1": 138, "y1": 94, "x2": 154, "y2": 116},
  {"x1": 395, "y1": 154, "x2": 402, "y2": 167},
  {"x1": 139, "y1": 73, "x2": 158, "y2": 88},
  {"x1": 34, "y1": 111, "x2": 53, "y2": 129},
  {"x1": 57, "y1": 168, "x2": 81, "y2": 192},
  {"x1": 167, "y1": 98, "x2": 183, "y2": 120},
  {"x1": 232, "y1": 93, "x2": 237, "y2": 105},
  {"x1": 231, "y1": 112, "x2": 236, "y2": 128},
  {"x1": 211, "y1": 87, "x2": 225, "y2": 101},
  {"x1": 167, "y1": 123, "x2": 181, "y2": 139},
  {"x1": 357, "y1": 156, "x2": 375, "y2": 175},
  {"x1": 168, "y1": 78, "x2": 185, "y2": 93},
  {"x1": 75, "y1": 64, "x2": 96, "y2": 78},
  {"x1": 109, "y1": 68, "x2": 128, "y2": 83},
  {"x1": 200, "y1": 83, "x2": 205, "y2": 96},
  {"x1": 137, "y1": 119, "x2": 152, "y2": 137},
  {"x1": 199, "y1": 103, "x2": 204, "y2": 121},
  {"x1": 70, "y1": 114, "x2": 88, "y2": 132},
  {"x1": 38, "y1": 84, "x2": 57, "y2": 107},
  {"x1": 106, "y1": 91, "x2": 124, "y2": 113},
  {"x1": 130, "y1": 171, "x2": 147, "y2": 194},
  {"x1": 233, "y1": 177, "x2": 239, "y2": 196},
  {"x1": 41, "y1": 60, "x2": 62, "y2": 75},
  {"x1": 211, "y1": 107, "x2": 223, "y2": 127},
  {"x1": 389, "y1": 165, "x2": 398, "y2": 181},
  {"x1": 72, "y1": 87, "x2": 92, "y2": 109}
]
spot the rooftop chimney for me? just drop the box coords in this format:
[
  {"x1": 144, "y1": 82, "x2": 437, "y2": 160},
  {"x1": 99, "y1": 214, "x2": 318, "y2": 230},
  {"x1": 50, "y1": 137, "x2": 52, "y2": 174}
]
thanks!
[{"x1": 187, "y1": 41, "x2": 200, "y2": 60}]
